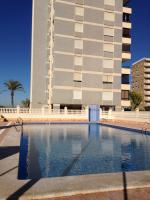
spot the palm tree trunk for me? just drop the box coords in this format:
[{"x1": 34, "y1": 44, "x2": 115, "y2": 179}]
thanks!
[{"x1": 11, "y1": 90, "x2": 14, "y2": 107}]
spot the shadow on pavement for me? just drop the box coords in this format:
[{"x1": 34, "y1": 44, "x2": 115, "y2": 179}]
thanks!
[
  {"x1": 7, "y1": 178, "x2": 40, "y2": 200},
  {"x1": 0, "y1": 166, "x2": 18, "y2": 177},
  {"x1": 0, "y1": 146, "x2": 20, "y2": 160}
]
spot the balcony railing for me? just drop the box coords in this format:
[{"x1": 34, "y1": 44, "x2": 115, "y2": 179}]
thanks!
[
  {"x1": 145, "y1": 79, "x2": 150, "y2": 84},
  {"x1": 122, "y1": 52, "x2": 131, "y2": 60},
  {"x1": 145, "y1": 90, "x2": 150, "y2": 96},
  {"x1": 144, "y1": 74, "x2": 150, "y2": 78},
  {"x1": 145, "y1": 85, "x2": 150, "y2": 90},
  {"x1": 145, "y1": 67, "x2": 150, "y2": 73},
  {"x1": 145, "y1": 96, "x2": 150, "y2": 101}
]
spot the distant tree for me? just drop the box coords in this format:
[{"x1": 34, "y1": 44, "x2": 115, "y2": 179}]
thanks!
[
  {"x1": 129, "y1": 91, "x2": 142, "y2": 110},
  {"x1": 21, "y1": 98, "x2": 30, "y2": 108},
  {"x1": 4, "y1": 80, "x2": 24, "y2": 107}
]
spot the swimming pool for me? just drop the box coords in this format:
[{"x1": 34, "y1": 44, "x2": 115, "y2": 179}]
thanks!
[{"x1": 18, "y1": 124, "x2": 150, "y2": 179}]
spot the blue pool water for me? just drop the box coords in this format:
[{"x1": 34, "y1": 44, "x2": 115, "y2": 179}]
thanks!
[{"x1": 18, "y1": 124, "x2": 150, "y2": 179}]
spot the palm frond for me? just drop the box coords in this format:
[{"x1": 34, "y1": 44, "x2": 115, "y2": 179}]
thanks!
[{"x1": 4, "y1": 80, "x2": 24, "y2": 91}]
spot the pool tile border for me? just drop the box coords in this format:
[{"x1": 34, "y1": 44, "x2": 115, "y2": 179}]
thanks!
[
  {"x1": 100, "y1": 122, "x2": 150, "y2": 135},
  {"x1": 23, "y1": 121, "x2": 150, "y2": 135}
]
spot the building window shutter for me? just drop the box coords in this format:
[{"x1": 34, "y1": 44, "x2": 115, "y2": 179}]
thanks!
[
  {"x1": 73, "y1": 90, "x2": 82, "y2": 99},
  {"x1": 102, "y1": 92, "x2": 113, "y2": 101},
  {"x1": 74, "y1": 56, "x2": 83, "y2": 65},
  {"x1": 75, "y1": 7, "x2": 84, "y2": 16},
  {"x1": 104, "y1": 27, "x2": 114, "y2": 36},
  {"x1": 75, "y1": 39, "x2": 83, "y2": 49},
  {"x1": 104, "y1": 43, "x2": 114, "y2": 52},
  {"x1": 103, "y1": 59, "x2": 114, "y2": 68},
  {"x1": 104, "y1": 12, "x2": 115, "y2": 21},
  {"x1": 74, "y1": 72, "x2": 82, "y2": 82},
  {"x1": 75, "y1": 23, "x2": 84, "y2": 32}
]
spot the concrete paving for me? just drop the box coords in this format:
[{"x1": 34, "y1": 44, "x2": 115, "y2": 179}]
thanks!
[
  {"x1": 101, "y1": 119, "x2": 150, "y2": 132},
  {"x1": 1, "y1": 126, "x2": 150, "y2": 200},
  {"x1": 44, "y1": 188, "x2": 150, "y2": 200}
]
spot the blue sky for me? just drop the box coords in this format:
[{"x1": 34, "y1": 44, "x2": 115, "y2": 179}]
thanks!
[{"x1": 0, "y1": 0, "x2": 150, "y2": 106}]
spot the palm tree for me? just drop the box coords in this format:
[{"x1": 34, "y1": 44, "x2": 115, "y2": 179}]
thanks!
[
  {"x1": 21, "y1": 98, "x2": 30, "y2": 108},
  {"x1": 4, "y1": 80, "x2": 24, "y2": 107}
]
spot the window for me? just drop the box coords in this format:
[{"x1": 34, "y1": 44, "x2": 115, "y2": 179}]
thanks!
[
  {"x1": 102, "y1": 92, "x2": 113, "y2": 101},
  {"x1": 74, "y1": 56, "x2": 83, "y2": 65},
  {"x1": 121, "y1": 90, "x2": 129, "y2": 100},
  {"x1": 75, "y1": 39, "x2": 83, "y2": 49},
  {"x1": 104, "y1": 27, "x2": 114, "y2": 36},
  {"x1": 122, "y1": 74, "x2": 129, "y2": 84},
  {"x1": 103, "y1": 75, "x2": 113, "y2": 83},
  {"x1": 103, "y1": 59, "x2": 114, "y2": 68},
  {"x1": 123, "y1": 28, "x2": 130, "y2": 38},
  {"x1": 104, "y1": 0, "x2": 115, "y2": 6},
  {"x1": 75, "y1": 7, "x2": 84, "y2": 16},
  {"x1": 104, "y1": 43, "x2": 114, "y2": 52},
  {"x1": 75, "y1": 23, "x2": 83, "y2": 32},
  {"x1": 73, "y1": 90, "x2": 82, "y2": 99},
  {"x1": 74, "y1": 72, "x2": 82, "y2": 82},
  {"x1": 123, "y1": 13, "x2": 130, "y2": 23},
  {"x1": 104, "y1": 12, "x2": 115, "y2": 21},
  {"x1": 122, "y1": 44, "x2": 130, "y2": 52}
]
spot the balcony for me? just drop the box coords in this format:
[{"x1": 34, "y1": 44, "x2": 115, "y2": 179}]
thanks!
[
  {"x1": 122, "y1": 37, "x2": 131, "y2": 44},
  {"x1": 144, "y1": 85, "x2": 150, "y2": 90},
  {"x1": 122, "y1": 28, "x2": 131, "y2": 44},
  {"x1": 121, "y1": 84, "x2": 130, "y2": 90},
  {"x1": 144, "y1": 90, "x2": 150, "y2": 95},
  {"x1": 122, "y1": 52, "x2": 131, "y2": 60},
  {"x1": 145, "y1": 102, "x2": 150, "y2": 107},
  {"x1": 123, "y1": 21, "x2": 132, "y2": 29},
  {"x1": 122, "y1": 68, "x2": 130, "y2": 75},
  {"x1": 145, "y1": 67, "x2": 150, "y2": 73},
  {"x1": 144, "y1": 73, "x2": 150, "y2": 78},
  {"x1": 145, "y1": 79, "x2": 150, "y2": 84},
  {"x1": 122, "y1": 44, "x2": 131, "y2": 60},
  {"x1": 145, "y1": 96, "x2": 150, "y2": 101},
  {"x1": 145, "y1": 62, "x2": 150, "y2": 67},
  {"x1": 123, "y1": 7, "x2": 132, "y2": 14}
]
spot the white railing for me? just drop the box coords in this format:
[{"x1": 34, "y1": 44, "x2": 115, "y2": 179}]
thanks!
[
  {"x1": 0, "y1": 107, "x2": 88, "y2": 120},
  {"x1": 101, "y1": 111, "x2": 150, "y2": 122},
  {"x1": 0, "y1": 107, "x2": 150, "y2": 122}
]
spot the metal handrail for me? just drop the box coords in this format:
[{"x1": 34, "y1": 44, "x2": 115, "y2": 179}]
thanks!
[
  {"x1": 141, "y1": 122, "x2": 150, "y2": 134},
  {"x1": 13, "y1": 117, "x2": 23, "y2": 132}
]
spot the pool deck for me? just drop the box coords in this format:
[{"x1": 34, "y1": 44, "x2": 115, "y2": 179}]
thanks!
[
  {"x1": 101, "y1": 119, "x2": 150, "y2": 133},
  {"x1": 44, "y1": 188, "x2": 150, "y2": 200},
  {"x1": 1, "y1": 123, "x2": 150, "y2": 200}
]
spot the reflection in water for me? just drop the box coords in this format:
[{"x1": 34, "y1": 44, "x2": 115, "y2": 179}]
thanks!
[{"x1": 18, "y1": 124, "x2": 150, "y2": 179}]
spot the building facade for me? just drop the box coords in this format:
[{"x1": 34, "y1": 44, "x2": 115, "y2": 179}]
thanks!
[
  {"x1": 30, "y1": 0, "x2": 132, "y2": 110},
  {"x1": 132, "y1": 58, "x2": 150, "y2": 110}
]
